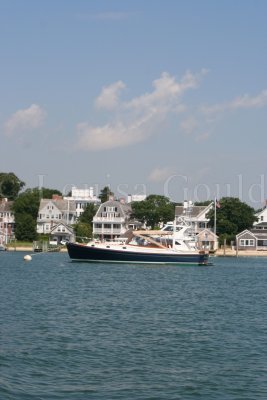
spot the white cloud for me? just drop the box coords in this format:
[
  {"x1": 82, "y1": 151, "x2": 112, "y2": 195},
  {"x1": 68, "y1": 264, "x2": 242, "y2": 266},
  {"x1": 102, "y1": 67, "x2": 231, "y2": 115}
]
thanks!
[
  {"x1": 180, "y1": 116, "x2": 198, "y2": 135},
  {"x1": 76, "y1": 109, "x2": 156, "y2": 151},
  {"x1": 231, "y1": 90, "x2": 267, "y2": 109},
  {"x1": 4, "y1": 104, "x2": 46, "y2": 136},
  {"x1": 148, "y1": 167, "x2": 174, "y2": 183},
  {"x1": 95, "y1": 81, "x2": 126, "y2": 110},
  {"x1": 77, "y1": 70, "x2": 206, "y2": 151},
  {"x1": 127, "y1": 70, "x2": 205, "y2": 111},
  {"x1": 201, "y1": 90, "x2": 267, "y2": 115}
]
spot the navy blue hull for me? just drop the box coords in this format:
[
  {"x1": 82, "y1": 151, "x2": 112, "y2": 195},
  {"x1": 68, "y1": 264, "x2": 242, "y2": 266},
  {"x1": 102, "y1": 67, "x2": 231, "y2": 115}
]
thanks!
[{"x1": 66, "y1": 243, "x2": 209, "y2": 265}]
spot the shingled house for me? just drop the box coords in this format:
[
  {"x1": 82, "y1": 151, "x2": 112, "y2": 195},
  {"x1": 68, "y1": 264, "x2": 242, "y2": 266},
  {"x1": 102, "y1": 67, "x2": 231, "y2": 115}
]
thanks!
[
  {"x1": 93, "y1": 198, "x2": 132, "y2": 240},
  {"x1": 236, "y1": 224, "x2": 267, "y2": 251},
  {"x1": 0, "y1": 198, "x2": 15, "y2": 245},
  {"x1": 37, "y1": 195, "x2": 76, "y2": 243}
]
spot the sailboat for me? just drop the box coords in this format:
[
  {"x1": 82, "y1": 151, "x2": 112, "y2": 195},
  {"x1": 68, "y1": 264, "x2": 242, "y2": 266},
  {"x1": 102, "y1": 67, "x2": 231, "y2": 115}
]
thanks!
[{"x1": 66, "y1": 219, "x2": 209, "y2": 265}]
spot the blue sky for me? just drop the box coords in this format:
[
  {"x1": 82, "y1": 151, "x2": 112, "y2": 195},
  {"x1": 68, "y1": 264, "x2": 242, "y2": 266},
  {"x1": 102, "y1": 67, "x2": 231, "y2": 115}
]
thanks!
[{"x1": 1, "y1": 0, "x2": 266, "y2": 207}]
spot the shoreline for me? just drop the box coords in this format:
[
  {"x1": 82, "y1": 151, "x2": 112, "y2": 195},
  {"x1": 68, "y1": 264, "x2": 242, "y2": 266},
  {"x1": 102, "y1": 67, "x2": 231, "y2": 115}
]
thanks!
[
  {"x1": 214, "y1": 249, "x2": 267, "y2": 257},
  {"x1": 5, "y1": 247, "x2": 68, "y2": 253}
]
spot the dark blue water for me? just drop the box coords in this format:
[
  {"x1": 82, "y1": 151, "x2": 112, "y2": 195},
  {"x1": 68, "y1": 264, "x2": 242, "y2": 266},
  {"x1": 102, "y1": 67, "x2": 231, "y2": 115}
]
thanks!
[{"x1": 0, "y1": 252, "x2": 267, "y2": 400}]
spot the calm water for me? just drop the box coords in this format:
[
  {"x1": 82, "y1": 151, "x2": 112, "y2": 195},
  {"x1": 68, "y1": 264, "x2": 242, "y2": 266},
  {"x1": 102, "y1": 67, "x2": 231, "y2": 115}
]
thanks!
[{"x1": 0, "y1": 252, "x2": 267, "y2": 400}]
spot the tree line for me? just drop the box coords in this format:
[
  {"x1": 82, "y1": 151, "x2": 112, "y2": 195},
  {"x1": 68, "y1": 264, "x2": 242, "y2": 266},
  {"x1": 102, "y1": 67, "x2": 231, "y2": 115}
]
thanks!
[{"x1": 0, "y1": 172, "x2": 257, "y2": 243}]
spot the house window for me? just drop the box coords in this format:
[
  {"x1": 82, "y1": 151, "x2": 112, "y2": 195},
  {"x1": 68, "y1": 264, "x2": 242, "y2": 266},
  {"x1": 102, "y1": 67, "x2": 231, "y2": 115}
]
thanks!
[
  {"x1": 113, "y1": 224, "x2": 121, "y2": 229},
  {"x1": 240, "y1": 239, "x2": 254, "y2": 246},
  {"x1": 258, "y1": 240, "x2": 267, "y2": 246},
  {"x1": 104, "y1": 224, "x2": 111, "y2": 229}
]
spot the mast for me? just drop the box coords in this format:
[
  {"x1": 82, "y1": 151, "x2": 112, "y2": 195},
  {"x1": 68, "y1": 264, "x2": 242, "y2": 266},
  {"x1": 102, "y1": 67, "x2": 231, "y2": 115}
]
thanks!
[{"x1": 214, "y1": 198, "x2": 217, "y2": 237}]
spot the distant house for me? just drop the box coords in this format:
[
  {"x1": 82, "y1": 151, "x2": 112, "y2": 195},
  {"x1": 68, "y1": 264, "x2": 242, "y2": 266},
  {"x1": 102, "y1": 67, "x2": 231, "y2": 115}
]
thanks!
[
  {"x1": 236, "y1": 228, "x2": 267, "y2": 251},
  {"x1": 0, "y1": 198, "x2": 15, "y2": 244},
  {"x1": 236, "y1": 203, "x2": 267, "y2": 251},
  {"x1": 49, "y1": 222, "x2": 75, "y2": 245},
  {"x1": 254, "y1": 205, "x2": 267, "y2": 226},
  {"x1": 63, "y1": 186, "x2": 100, "y2": 218},
  {"x1": 93, "y1": 198, "x2": 132, "y2": 239},
  {"x1": 196, "y1": 229, "x2": 218, "y2": 251},
  {"x1": 37, "y1": 195, "x2": 76, "y2": 236},
  {"x1": 175, "y1": 201, "x2": 213, "y2": 234}
]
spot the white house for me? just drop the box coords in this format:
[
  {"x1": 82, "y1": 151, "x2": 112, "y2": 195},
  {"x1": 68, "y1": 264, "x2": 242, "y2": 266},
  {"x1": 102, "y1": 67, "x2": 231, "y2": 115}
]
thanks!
[
  {"x1": 49, "y1": 222, "x2": 75, "y2": 245},
  {"x1": 0, "y1": 198, "x2": 15, "y2": 244},
  {"x1": 93, "y1": 198, "x2": 132, "y2": 239},
  {"x1": 175, "y1": 201, "x2": 213, "y2": 234},
  {"x1": 64, "y1": 186, "x2": 100, "y2": 218},
  {"x1": 37, "y1": 195, "x2": 76, "y2": 235},
  {"x1": 127, "y1": 194, "x2": 146, "y2": 203},
  {"x1": 254, "y1": 204, "x2": 267, "y2": 227}
]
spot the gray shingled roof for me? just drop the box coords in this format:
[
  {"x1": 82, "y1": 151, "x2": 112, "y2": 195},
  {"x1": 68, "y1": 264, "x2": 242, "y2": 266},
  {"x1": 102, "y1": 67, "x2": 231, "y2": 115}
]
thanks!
[
  {"x1": 39, "y1": 199, "x2": 76, "y2": 213},
  {"x1": 175, "y1": 205, "x2": 209, "y2": 218},
  {"x1": 96, "y1": 200, "x2": 132, "y2": 217}
]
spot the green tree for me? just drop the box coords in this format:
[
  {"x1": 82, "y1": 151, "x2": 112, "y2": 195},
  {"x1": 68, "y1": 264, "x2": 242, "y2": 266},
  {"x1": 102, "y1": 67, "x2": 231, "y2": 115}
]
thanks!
[
  {"x1": 15, "y1": 214, "x2": 38, "y2": 241},
  {"x1": 12, "y1": 188, "x2": 62, "y2": 219},
  {"x1": 40, "y1": 188, "x2": 62, "y2": 199},
  {"x1": 131, "y1": 195, "x2": 175, "y2": 229},
  {"x1": 208, "y1": 197, "x2": 257, "y2": 242},
  {"x1": 12, "y1": 187, "x2": 62, "y2": 241},
  {"x1": 12, "y1": 189, "x2": 41, "y2": 219},
  {"x1": 0, "y1": 172, "x2": 25, "y2": 200},
  {"x1": 99, "y1": 186, "x2": 114, "y2": 203},
  {"x1": 73, "y1": 222, "x2": 92, "y2": 242},
  {"x1": 74, "y1": 203, "x2": 97, "y2": 242},
  {"x1": 78, "y1": 203, "x2": 97, "y2": 226}
]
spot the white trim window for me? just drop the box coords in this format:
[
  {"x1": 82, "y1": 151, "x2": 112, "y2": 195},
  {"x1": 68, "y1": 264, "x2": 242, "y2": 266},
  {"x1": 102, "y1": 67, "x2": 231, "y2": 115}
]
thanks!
[{"x1": 240, "y1": 239, "x2": 255, "y2": 246}]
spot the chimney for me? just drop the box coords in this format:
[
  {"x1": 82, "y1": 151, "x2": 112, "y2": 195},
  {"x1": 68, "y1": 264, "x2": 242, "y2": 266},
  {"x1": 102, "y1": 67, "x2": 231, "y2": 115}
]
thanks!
[{"x1": 52, "y1": 194, "x2": 62, "y2": 201}]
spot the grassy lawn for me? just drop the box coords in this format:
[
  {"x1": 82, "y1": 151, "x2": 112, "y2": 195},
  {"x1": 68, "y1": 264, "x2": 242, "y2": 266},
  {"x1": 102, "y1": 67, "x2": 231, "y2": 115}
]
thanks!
[{"x1": 7, "y1": 241, "x2": 33, "y2": 248}]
